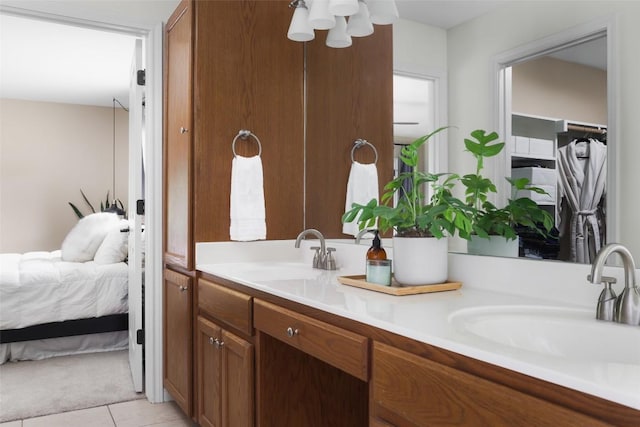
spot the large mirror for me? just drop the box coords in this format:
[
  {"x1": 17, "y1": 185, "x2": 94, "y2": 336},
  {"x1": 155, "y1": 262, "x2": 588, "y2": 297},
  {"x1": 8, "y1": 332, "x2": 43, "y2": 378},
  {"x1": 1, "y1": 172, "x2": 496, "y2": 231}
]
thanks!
[{"x1": 393, "y1": 0, "x2": 640, "y2": 264}]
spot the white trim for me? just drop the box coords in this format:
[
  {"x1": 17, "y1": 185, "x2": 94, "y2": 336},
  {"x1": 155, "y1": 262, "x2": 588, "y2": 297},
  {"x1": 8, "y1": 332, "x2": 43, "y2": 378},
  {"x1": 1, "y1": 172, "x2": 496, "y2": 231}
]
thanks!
[
  {"x1": 491, "y1": 17, "x2": 618, "y2": 246},
  {"x1": 0, "y1": 6, "x2": 166, "y2": 403},
  {"x1": 0, "y1": 5, "x2": 149, "y2": 36},
  {"x1": 393, "y1": 67, "x2": 448, "y2": 176}
]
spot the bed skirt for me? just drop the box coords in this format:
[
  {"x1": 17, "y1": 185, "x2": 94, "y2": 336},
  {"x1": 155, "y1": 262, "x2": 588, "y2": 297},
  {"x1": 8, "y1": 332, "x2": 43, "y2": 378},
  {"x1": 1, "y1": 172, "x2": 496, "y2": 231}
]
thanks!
[{"x1": 0, "y1": 330, "x2": 128, "y2": 364}]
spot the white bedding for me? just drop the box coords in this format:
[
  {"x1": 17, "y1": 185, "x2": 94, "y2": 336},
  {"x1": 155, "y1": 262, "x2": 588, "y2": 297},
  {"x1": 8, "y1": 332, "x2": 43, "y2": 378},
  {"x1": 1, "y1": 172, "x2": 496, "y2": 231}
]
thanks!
[{"x1": 0, "y1": 250, "x2": 128, "y2": 330}]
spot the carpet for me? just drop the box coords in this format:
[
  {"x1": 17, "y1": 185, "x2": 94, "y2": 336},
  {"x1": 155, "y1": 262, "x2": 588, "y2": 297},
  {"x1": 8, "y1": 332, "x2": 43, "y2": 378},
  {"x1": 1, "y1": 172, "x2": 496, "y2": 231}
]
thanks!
[{"x1": 0, "y1": 350, "x2": 143, "y2": 422}]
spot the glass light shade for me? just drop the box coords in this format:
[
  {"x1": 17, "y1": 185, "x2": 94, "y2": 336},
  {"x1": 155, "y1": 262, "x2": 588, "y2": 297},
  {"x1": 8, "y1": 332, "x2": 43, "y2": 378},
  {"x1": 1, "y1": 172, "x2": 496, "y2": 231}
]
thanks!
[
  {"x1": 328, "y1": 0, "x2": 359, "y2": 17},
  {"x1": 287, "y1": 4, "x2": 315, "y2": 42},
  {"x1": 367, "y1": 0, "x2": 399, "y2": 25},
  {"x1": 308, "y1": 0, "x2": 335, "y2": 30},
  {"x1": 346, "y1": 1, "x2": 374, "y2": 37},
  {"x1": 326, "y1": 16, "x2": 352, "y2": 48}
]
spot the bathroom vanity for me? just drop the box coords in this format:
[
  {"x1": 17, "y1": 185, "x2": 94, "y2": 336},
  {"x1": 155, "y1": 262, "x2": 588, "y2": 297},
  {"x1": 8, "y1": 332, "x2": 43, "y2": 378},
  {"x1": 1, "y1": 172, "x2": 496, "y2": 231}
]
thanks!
[{"x1": 162, "y1": 240, "x2": 640, "y2": 427}]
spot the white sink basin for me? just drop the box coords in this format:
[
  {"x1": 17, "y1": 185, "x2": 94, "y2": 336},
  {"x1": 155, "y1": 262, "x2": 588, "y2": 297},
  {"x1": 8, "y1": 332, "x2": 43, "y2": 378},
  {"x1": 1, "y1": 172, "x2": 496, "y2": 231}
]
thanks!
[{"x1": 448, "y1": 305, "x2": 640, "y2": 364}]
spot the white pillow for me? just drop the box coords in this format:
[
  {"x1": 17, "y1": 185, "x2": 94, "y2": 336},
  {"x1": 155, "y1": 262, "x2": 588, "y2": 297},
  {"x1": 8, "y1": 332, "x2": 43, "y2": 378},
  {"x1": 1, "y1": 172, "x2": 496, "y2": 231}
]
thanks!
[
  {"x1": 94, "y1": 220, "x2": 131, "y2": 265},
  {"x1": 61, "y1": 212, "x2": 120, "y2": 262}
]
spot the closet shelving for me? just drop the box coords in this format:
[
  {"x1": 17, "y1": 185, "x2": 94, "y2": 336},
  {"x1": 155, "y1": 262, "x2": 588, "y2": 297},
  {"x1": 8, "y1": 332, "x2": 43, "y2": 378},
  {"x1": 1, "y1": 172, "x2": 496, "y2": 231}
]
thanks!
[{"x1": 509, "y1": 112, "x2": 607, "y2": 208}]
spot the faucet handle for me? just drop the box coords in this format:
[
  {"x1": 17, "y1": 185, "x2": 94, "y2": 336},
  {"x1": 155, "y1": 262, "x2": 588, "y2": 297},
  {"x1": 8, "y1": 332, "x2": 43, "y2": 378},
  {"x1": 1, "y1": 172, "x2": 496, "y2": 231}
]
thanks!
[
  {"x1": 587, "y1": 274, "x2": 617, "y2": 285},
  {"x1": 324, "y1": 247, "x2": 337, "y2": 270},
  {"x1": 587, "y1": 275, "x2": 617, "y2": 321},
  {"x1": 310, "y1": 246, "x2": 322, "y2": 269}
]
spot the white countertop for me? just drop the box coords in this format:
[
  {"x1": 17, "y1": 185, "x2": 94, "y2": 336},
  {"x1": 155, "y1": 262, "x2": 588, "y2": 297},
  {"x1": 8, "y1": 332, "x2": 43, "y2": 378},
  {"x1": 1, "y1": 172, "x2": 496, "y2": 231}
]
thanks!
[{"x1": 196, "y1": 240, "x2": 640, "y2": 411}]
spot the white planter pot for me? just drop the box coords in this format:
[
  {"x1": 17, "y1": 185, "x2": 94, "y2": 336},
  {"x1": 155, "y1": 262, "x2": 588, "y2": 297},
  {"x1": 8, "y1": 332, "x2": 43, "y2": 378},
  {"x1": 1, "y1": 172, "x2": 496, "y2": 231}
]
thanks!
[
  {"x1": 392, "y1": 236, "x2": 448, "y2": 286},
  {"x1": 467, "y1": 235, "x2": 519, "y2": 258}
]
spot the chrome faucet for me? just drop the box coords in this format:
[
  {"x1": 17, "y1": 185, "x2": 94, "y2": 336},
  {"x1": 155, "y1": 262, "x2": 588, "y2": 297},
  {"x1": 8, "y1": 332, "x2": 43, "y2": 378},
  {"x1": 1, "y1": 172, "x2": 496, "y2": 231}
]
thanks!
[
  {"x1": 355, "y1": 228, "x2": 377, "y2": 244},
  {"x1": 294, "y1": 229, "x2": 336, "y2": 270},
  {"x1": 588, "y1": 243, "x2": 640, "y2": 325}
]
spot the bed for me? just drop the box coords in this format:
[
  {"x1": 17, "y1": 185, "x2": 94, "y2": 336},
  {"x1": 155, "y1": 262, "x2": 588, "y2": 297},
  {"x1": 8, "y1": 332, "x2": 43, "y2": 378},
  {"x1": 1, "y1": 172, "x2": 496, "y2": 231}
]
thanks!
[{"x1": 0, "y1": 212, "x2": 131, "y2": 364}]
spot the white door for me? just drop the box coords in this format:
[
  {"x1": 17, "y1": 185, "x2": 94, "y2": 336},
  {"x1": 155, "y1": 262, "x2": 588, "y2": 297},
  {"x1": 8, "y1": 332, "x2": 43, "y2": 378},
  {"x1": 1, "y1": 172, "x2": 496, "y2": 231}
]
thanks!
[{"x1": 128, "y1": 38, "x2": 144, "y2": 392}]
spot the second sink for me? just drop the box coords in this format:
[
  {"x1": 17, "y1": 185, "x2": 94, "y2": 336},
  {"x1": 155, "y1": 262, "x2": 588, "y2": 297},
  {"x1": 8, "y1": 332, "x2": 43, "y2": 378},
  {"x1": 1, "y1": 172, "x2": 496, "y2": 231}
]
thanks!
[{"x1": 448, "y1": 305, "x2": 640, "y2": 365}]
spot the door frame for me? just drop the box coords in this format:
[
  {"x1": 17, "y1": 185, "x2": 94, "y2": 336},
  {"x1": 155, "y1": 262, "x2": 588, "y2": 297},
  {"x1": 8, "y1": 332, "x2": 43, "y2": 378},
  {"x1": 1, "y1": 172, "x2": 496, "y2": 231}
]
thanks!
[{"x1": 0, "y1": 6, "x2": 166, "y2": 403}]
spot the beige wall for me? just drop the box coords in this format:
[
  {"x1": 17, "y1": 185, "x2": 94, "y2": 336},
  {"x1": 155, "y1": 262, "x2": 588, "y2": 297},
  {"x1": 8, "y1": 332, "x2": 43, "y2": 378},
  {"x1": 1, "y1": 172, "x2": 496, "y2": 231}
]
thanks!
[
  {"x1": 512, "y1": 56, "x2": 607, "y2": 125},
  {"x1": 0, "y1": 99, "x2": 129, "y2": 253}
]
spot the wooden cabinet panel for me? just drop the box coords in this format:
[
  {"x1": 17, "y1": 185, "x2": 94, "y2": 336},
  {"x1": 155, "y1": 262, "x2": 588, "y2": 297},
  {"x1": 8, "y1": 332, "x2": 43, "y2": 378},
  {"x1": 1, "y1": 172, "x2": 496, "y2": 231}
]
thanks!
[
  {"x1": 192, "y1": 0, "x2": 304, "y2": 242},
  {"x1": 254, "y1": 299, "x2": 368, "y2": 381},
  {"x1": 221, "y1": 329, "x2": 254, "y2": 427},
  {"x1": 371, "y1": 342, "x2": 610, "y2": 427},
  {"x1": 164, "y1": 0, "x2": 194, "y2": 269},
  {"x1": 197, "y1": 316, "x2": 223, "y2": 427},
  {"x1": 198, "y1": 278, "x2": 253, "y2": 336},
  {"x1": 306, "y1": 26, "x2": 394, "y2": 238},
  {"x1": 197, "y1": 316, "x2": 254, "y2": 427},
  {"x1": 256, "y1": 331, "x2": 368, "y2": 427},
  {"x1": 163, "y1": 268, "x2": 193, "y2": 416}
]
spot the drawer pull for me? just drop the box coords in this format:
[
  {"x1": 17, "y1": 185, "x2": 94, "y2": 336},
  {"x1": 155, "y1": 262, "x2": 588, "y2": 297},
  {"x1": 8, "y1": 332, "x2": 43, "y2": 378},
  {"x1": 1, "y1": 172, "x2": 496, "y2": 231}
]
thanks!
[{"x1": 286, "y1": 327, "x2": 299, "y2": 338}]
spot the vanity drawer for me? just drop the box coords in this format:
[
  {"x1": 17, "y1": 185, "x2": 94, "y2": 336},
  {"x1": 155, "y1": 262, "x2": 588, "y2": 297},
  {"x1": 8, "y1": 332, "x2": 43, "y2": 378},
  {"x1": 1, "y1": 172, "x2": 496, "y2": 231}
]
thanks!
[
  {"x1": 198, "y1": 278, "x2": 252, "y2": 336},
  {"x1": 253, "y1": 299, "x2": 368, "y2": 381}
]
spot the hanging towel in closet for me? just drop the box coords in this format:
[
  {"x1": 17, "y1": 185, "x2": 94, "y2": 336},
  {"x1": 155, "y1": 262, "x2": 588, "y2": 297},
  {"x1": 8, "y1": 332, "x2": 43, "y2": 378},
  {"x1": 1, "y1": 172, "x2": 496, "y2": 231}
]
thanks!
[
  {"x1": 557, "y1": 138, "x2": 607, "y2": 263},
  {"x1": 230, "y1": 155, "x2": 266, "y2": 241},
  {"x1": 343, "y1": 161, "x2": 379, "y2": 237}
]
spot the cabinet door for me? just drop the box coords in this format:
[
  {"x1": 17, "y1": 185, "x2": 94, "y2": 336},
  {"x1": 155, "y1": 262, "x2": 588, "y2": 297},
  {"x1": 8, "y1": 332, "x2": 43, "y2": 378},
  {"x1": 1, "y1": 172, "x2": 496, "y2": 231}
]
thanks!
[
  {"x1": 371, "y1": 342, "x2": 609, "y2": 427},
  {"x1": 164, "y1": 0, "x2": 194, "y2": 269},
  {"x1": 221, "y1": 329, "x2": 254, "y2": 427},
  {"x1": 163, "y1": 268, "x2": 193, "y2": 416},
  {"x1": 197, "y1": 317, "x2": 223, "y2": 427}
]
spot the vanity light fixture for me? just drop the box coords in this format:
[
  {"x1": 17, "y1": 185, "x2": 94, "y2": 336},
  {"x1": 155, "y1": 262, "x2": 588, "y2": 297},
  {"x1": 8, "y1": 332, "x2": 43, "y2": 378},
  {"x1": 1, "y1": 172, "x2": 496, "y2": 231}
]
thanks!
[
  {"x1": 288, "y1": 0, "x2": 398, "y2": 48},
  {"x1": 287, "y1": 0, "x2": 315, "y2": 42}
]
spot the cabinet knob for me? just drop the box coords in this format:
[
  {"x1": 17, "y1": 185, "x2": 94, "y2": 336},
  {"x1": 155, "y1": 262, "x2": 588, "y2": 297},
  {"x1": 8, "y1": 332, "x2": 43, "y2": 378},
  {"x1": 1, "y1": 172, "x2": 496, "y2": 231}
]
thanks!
[
  {"x1": 286, "y1": 327, "x2": 299, "y2": 338},
  {"x1": 179, "y1": 285, "x2": 188, "y2": 292},
  {"x1": 180, "y1": 127, "x2": 189, "y2": 134},
  {"x1": 209, "y1": 337, "x2": 215, "y2": 345}
]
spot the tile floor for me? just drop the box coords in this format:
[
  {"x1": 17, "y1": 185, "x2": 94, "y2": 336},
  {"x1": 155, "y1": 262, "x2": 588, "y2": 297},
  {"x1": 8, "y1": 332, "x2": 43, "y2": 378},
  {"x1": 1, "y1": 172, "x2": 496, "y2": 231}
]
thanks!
[{"x1": 0, "y1": 399, "x2": 193, "y2": 427}]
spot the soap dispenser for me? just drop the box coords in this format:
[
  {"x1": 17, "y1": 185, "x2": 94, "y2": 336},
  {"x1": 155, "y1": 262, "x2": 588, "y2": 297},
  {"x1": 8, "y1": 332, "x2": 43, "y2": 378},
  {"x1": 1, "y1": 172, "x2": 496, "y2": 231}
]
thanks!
[{"x1": 367, "y1": 230, "x2": 387, "y2": 260}]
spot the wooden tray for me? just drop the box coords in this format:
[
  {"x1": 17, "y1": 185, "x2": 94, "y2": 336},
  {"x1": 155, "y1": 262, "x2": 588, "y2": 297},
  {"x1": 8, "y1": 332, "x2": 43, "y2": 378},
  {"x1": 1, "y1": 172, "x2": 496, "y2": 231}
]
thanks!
[{"x1": 337, "y1": 275, "x2": 462, "y2": 296}]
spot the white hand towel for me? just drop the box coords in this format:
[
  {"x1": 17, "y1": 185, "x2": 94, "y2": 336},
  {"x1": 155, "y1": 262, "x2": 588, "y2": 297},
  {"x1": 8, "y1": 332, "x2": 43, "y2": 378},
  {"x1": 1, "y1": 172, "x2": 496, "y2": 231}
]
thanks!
[
  {"x1": 230, "y1": 155, "x2": 267, "y2": 241},
  {"x1": 343, "y1": 161, "x2": 379, "y2": 236}
]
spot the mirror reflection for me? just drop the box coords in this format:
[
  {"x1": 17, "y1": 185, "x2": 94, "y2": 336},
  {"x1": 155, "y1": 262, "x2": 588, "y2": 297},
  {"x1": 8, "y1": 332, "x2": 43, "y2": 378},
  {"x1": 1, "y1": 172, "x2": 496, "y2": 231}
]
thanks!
[
  {"x1": 507, "y1": 37, "x2": 608, "y2": 263},
  {"x1": 392, "y1": 1, "x2": 640, "y2": 264}
]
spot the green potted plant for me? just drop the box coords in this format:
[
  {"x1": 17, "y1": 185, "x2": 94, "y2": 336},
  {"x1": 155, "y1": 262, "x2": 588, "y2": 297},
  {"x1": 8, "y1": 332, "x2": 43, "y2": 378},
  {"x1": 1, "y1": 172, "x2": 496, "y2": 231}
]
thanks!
[
  {"x1": 343, "y1": 128, "x2": 556, "y2": 284},
  {"x1": 458, "y1": 129, "x2": 555, "y2": 256},
  {"x1": 342, "y1": 127, "x2": 473, "y2": 286}
]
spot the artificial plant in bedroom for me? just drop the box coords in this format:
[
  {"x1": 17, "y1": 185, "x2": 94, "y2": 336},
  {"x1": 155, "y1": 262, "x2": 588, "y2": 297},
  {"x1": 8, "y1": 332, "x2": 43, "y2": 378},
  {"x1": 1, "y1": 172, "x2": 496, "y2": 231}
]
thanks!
[{"x1": 68, "y1": 189, "x2": 125, "y2": 219}]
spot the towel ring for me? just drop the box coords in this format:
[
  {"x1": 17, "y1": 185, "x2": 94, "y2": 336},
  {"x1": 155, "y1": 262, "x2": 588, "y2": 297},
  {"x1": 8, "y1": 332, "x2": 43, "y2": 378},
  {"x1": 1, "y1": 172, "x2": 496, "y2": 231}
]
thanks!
[
  {"x1": 350, "y1": 139, "x2": 378, "y2": 165},
  {"x1": 232, "y1": 130, "x2": 262, "y2": 157}
]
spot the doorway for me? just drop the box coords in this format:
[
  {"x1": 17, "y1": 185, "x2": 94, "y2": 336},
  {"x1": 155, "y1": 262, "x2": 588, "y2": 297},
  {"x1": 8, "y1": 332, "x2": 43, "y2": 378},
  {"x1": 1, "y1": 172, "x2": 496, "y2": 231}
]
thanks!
[{"x1": 0, "y1": 7, "x2": 163, "y2": 403}]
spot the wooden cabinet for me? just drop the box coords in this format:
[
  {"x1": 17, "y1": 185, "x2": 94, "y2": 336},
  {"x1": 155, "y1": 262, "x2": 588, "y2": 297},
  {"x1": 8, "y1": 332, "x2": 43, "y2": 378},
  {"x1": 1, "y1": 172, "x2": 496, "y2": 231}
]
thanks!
[
  {"x1": 164, "y1": 0, "x2": 193, "y2": 269},
  {"x1": 197, "y1": 316, "x2": 254, "y2": 427},
  {"x1": 254, "y1": 299, "x2": 368, "y2": 381},
  {"x1": 370, "y1": 341, "x2": 610, "y2": 427},
  {"x1": 163, "y1": 268, "x2": 193, "y2": 416},
  {"x1": 164, "y1": 0, "x2": 305, "y2": 272},
  {"x1": 254, "y1": 298, "x2": 369, "y2": 427}
]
